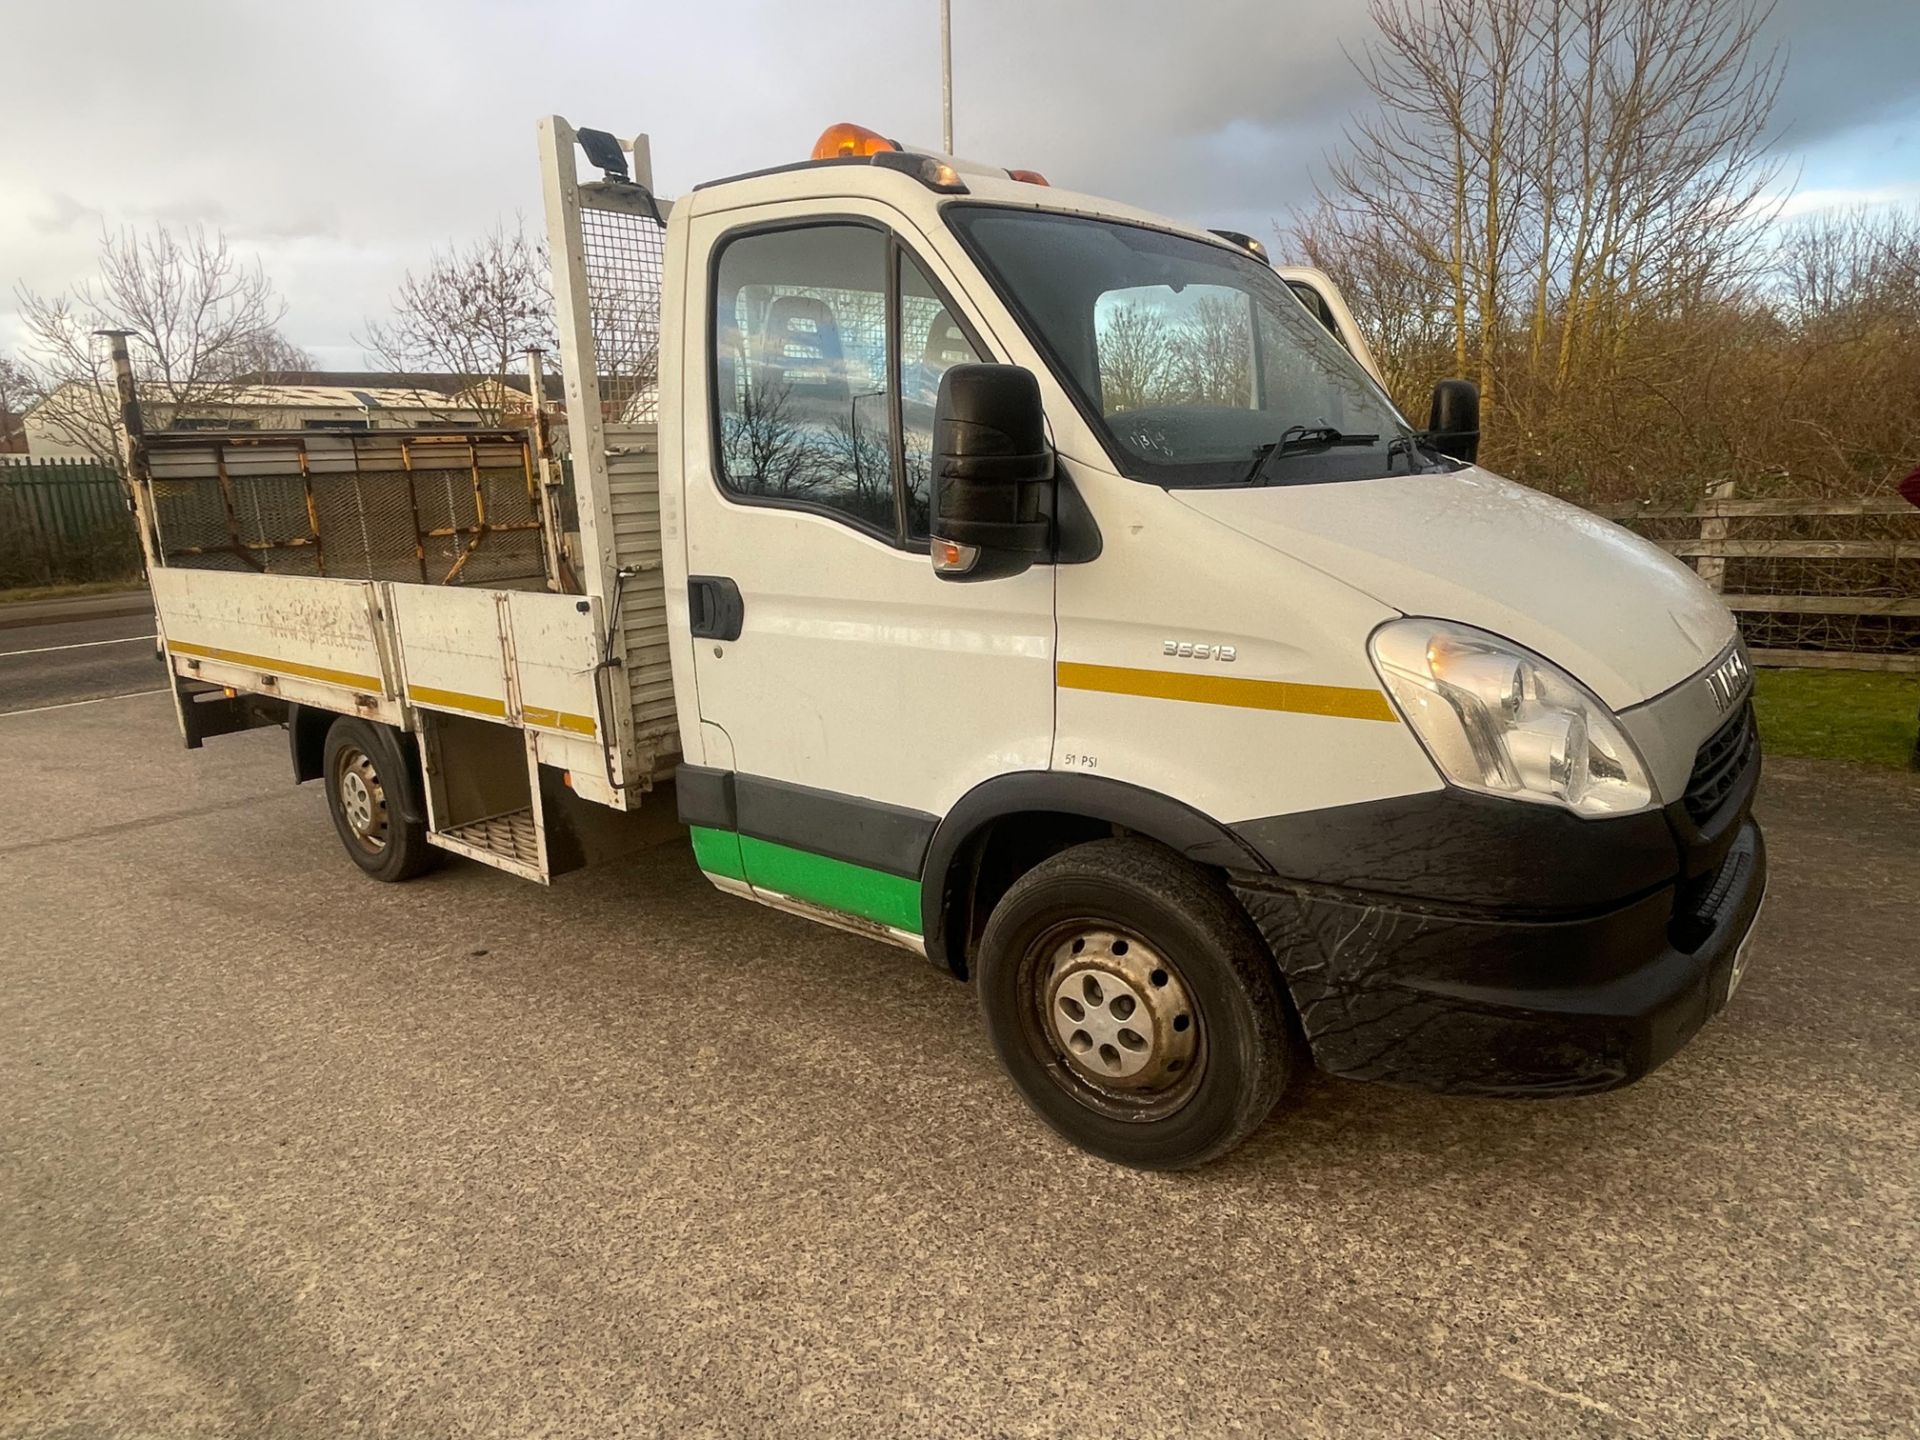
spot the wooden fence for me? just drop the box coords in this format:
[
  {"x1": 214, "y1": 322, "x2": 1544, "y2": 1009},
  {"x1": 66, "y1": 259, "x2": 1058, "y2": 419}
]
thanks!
[
  {"x1": 1594, "y1": 488, "x2": 1920, "y2": 672},
  {"x1": 0, "y1": 457, "x2": 140, "y2": 589}
]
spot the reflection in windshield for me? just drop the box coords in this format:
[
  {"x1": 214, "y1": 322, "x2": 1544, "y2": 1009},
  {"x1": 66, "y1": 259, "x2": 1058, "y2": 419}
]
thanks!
[
  {"x1": 1098, "y1": 287, "x2": 1253, "y2": 412},
  {"x1": 948, "y1": 208, "x2": 1415, "y2": 487}
]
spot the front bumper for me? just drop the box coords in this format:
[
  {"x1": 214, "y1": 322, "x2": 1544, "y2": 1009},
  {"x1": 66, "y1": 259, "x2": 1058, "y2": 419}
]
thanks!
[{"x1": 1231, "y1": 820, "x2": 1767, "y2": 1096}]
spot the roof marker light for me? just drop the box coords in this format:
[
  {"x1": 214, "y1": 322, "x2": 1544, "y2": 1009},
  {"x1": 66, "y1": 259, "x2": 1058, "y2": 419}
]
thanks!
[
  {"x1": 812, "y1": 122, "x2": 901, "y2": 161},
  {"x1": 1210, "y1": 229, "x2": 1270, "y2": 263},
  {"x1": 1006, "y1": 169, "x2": 1050, "y2": 186},
  {"x1": 870, "y1": 150, "x2": 969, "y2": 194}
]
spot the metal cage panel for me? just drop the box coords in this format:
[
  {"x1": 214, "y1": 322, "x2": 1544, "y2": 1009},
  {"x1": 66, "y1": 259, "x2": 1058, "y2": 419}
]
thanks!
[{"x1": 144, "y1": 429, "x2": 548, "y2": 588}]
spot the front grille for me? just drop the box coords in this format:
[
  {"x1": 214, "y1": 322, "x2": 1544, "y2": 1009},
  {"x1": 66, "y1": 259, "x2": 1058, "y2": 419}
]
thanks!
[
  {"x1": 1683, "y1": 700, "x2": 1757, "y2": 824},
  {"x1": 1671, "y1": 820, "x2": 1759, "y2": 951}
]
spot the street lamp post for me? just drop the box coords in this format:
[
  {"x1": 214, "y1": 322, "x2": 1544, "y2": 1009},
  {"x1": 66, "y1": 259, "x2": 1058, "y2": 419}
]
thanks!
[{"x1": 941, "y1": 0, "x2": 953, "y2": 154}]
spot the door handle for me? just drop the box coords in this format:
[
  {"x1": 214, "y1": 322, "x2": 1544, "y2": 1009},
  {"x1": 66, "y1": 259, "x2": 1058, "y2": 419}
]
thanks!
[{"x1": 688, "y1": 575, "x2": 744, "y2": 641}]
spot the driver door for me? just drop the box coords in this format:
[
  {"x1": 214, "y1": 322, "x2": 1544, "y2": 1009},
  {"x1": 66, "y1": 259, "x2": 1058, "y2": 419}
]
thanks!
[{"x1": 678, "y1": 202, "x2": 1054, "y2": 937}]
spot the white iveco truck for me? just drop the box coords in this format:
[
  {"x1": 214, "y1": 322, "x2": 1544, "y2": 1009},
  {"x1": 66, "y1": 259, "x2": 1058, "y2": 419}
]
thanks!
[{"x1": 123, "y1": 117, "x2": 1765, "y2": 1168}]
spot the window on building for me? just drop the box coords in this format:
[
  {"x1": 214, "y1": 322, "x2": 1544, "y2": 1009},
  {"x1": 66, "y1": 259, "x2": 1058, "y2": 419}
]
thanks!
[
  {"x1": 304, "y1": 419, "x2": 373, "y2": 432},
  {"x1": 170, "y1": 417, "x2": 258, "y2": 431}
]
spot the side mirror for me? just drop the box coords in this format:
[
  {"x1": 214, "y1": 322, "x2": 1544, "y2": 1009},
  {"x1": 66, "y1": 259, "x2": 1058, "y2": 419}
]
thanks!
[
  {"x1": 1427, "y1": 379, "x2": 1480, "y2": 464},
  {"x1": 930, "y1": 363, "x2": 1053, "y2": 582}
]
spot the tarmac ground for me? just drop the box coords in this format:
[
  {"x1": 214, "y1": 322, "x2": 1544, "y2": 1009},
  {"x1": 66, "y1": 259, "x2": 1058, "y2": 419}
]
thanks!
[{"x1": 2, "y1": 615, "x2": 1916, "y2": 1437}]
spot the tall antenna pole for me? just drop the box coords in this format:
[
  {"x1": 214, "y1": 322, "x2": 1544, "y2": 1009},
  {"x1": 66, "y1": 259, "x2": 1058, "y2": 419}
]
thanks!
[{"x1": 940, "y1": 0, "x2": 953, "y2": 153}]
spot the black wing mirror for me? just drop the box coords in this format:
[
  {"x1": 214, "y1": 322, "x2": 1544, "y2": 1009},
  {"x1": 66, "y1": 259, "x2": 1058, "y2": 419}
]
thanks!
[
  {"x1": 929, "y1": 364, "x2": 1053, "y2": 582},
  {"x1": 1427, "y1": 379, "x2": 1480, "y2": 463}
]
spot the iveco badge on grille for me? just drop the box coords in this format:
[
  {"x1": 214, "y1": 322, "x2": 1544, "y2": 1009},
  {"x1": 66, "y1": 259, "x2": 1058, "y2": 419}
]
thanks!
[{"x1": 1704, "y1": 645, "x2": 1751, "y2": 714}]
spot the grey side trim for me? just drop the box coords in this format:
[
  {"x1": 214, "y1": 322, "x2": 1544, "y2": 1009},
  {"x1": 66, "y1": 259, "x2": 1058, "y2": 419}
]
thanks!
[
  {"x1": 675, "y1": 765, "x2": 937, "y2": 880},
  {"x1": 734, "y1": 774, "x2": 936, "y2": 879},
  {"x1": 675, "y1": 763, "x2": 737, "y2": 829}
]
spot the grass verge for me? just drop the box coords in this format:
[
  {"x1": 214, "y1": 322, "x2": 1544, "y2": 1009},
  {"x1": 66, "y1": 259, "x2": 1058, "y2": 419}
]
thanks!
[
  {"x1": 0, "y1": 578, "x2": 145, "y2": 606},
  {"x1": 1753, "y1": 668, "x2": 1920, "y2": 770}
]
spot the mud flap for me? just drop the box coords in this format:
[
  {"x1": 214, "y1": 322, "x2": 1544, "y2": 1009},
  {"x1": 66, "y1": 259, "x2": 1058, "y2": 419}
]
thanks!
[{"x1": 175, "y1": 676, "x2": 287, "y2": 750}]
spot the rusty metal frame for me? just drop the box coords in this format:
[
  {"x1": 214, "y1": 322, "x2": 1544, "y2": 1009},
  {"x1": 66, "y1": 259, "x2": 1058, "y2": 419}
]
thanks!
[{"x1": 139, "y1": 426, "x2": 547, "y2": 585}]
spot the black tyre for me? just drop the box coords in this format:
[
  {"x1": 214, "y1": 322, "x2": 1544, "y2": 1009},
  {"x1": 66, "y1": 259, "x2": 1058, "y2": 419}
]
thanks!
[
  {"x1": 977, "y1": 838, "x2": 1295, "y2": 1169},
  {"x1": 322, "y1": 717, "x2": 435, "y2": 883}
]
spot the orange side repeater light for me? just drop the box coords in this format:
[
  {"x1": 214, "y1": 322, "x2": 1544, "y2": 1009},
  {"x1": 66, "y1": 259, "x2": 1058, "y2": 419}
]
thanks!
[
  {"x1": 1007, "y1": 168, "x2": 1050, "y2": 185},
  {"x1": 812, "y1": 122, "x2": 901, "y2": 162}
]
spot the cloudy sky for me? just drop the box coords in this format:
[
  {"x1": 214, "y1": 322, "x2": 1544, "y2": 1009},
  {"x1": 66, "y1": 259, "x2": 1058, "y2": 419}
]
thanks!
[{"x1": 2, "y1": 0, "x2": 1915, "y2": 367}]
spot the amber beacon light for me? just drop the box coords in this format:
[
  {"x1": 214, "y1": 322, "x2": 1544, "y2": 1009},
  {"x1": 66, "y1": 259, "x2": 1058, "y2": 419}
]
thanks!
[{"x1": 811, "y1": 122, "x2": 901, "y2": 161}]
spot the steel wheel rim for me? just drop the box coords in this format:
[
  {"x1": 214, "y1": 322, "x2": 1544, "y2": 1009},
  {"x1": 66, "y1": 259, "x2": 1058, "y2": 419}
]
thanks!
[
  {"x1": 333, "y1": 746, "x2": 389, "y2": 854},
  {"x1": 1020, "y1": 921, "x2": 1206, "y2": 1122}
]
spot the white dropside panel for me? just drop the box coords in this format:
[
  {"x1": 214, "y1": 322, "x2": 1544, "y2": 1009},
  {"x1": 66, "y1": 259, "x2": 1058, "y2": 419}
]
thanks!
[
  {"x1": 388, "y1": 585, "x2": 514, "y2": 724},
  {"x1": 388, "y1": 582, "x2": 620, "y2": 806},
  {"x1": 153, "y1": 567, "x2": 397, "y2": 720},
  {"x1": 508, "y1": 589, "x2": 624, "y2": 807},
  {"x1": 508, "y1": 590, "x2": 604, "y2": 741}
]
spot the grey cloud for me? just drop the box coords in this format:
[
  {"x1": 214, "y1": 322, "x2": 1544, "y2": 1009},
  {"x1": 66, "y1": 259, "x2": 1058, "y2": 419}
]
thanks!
[
  {"x1": 0, "y1": 0, "x2": 1910, "y2": 358},
  {"x1": 27, "y1": 192, "x2": 101, "y2": 236},
  {"x1": 1765, "y1": 0, "x2": 1920, "y2": 146}
]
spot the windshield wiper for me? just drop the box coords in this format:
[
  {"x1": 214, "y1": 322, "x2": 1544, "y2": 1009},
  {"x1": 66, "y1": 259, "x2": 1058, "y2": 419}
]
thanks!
[
  {"x1": 1386, "y1": 430, "x2": 1449, "y2": 472},
  {"x1": 1241, "y1": 425, "x2": 1381, "y2": 486}
]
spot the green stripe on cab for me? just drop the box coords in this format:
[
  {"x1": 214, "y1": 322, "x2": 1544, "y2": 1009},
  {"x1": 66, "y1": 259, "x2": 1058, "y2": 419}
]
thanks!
[
  {"x1": 689, "y1": 825, "x2": 746, "y2": 881},
  {"x1": 691, "y1": 826, "x2": 923, "y2": 934}
]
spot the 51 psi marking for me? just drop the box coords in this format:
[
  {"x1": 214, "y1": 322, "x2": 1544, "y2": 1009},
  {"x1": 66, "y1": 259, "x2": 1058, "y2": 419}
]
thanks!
[{"x1": 1061, "y1": 752, "x2": 1099, "y2": 769}]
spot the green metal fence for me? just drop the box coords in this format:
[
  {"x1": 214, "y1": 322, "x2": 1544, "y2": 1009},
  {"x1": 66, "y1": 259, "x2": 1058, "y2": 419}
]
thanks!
[{"x1": 0, "y1": 458, "x2": 141, "y2": 589}]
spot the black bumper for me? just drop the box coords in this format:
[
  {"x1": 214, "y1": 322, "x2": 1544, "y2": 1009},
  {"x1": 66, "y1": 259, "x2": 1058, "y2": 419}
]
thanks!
[{"x1": 1230, "y1": 819, "x2": 1767, "y2": 1097}]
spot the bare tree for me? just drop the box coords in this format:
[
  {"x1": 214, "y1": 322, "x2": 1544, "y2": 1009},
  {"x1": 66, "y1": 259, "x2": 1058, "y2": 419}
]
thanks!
[
  {"x1": 14, "y1": 224, "x2": 307, "y2": 460},
  {"x1": 1765, "y1": 206, "x2": 1920, "y2": 493},
  {"x1": 0, "y1": 353, "x2": 30, "y2": 453},
  {"x1": 1291, "y1": 201, "x2": 1456, "y2": 400},
  {"x1": 1097, "y1": 304, "x2": 1176, "y2": 412},
  {"x1": 1298, "y1": 0, "x2": 1782, "y2": 442},
  {"x1": 820, "y1": 399, "x2": 898, "y2": 529},
  {"x1": 1169, "y1": 296, "x2": 1255, "y2": 407},
  {"x1": 230, "y1": 329, "x2": 315, "y2": 385},
  {"x1": 360, "y1": 222, "x2": 556, "y2": 423},
  {"x1": 720, "y1": 375, "x2": 818, "y2": 499},
  {"x1": 1780, "y1": 206, "x2": 1920, "y2": 324}
]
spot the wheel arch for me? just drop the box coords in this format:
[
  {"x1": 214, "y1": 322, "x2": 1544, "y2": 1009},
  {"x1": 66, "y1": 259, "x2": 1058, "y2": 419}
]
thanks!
[
  {"x1": 288, "y1": 702, "x2": 332, "y2": 785},
  {"x1": 298, "y1": 706, "x2": 428, "y2": 828},
  {"x1": 921, "y1": 772, "x2": 1269, "y2": 977}
]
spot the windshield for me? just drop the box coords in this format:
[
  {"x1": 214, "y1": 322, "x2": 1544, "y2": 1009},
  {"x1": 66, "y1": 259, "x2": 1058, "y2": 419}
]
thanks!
[{"x1": 947, "y1": 207, "x2": 1418, "y2": 487}]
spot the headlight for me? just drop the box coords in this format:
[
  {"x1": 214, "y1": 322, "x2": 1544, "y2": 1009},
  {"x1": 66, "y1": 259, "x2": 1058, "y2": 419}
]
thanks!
[{"x1": 1368, "y1": 618, "x2": 1654, "y2": 817}]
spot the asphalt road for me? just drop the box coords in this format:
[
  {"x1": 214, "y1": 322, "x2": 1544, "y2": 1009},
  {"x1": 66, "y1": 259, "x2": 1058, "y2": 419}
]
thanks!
[
  {"x1": 2, "y1": 688, "x2": 1917, "y2": 1438},
  {"x1": 0, "y1": 598, "x2": 161, "y2": 714}
]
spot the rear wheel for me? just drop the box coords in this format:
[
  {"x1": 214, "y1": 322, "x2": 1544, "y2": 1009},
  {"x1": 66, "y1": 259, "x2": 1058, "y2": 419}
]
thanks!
[
  {"x1": 323, "y1": 718, "x2": 434, "y2": 882},
  {"x1": 977, "y1": 838, "x2": 1295, "y2": 1169}
]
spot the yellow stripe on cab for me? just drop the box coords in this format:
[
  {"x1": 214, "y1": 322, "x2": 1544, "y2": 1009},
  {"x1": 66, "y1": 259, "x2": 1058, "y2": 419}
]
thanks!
[{"x1": 1056, "y1": 661, "x2": 1398, "y2": 723}]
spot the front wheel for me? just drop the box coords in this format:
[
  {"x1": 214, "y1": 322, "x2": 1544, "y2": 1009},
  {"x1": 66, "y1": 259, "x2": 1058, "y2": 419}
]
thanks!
[
  {"x1": 322, "y1": 718, "x2": 435, "y2": 882},
  {"x1": 976, "y1": 838, "x2": 1297, "y2": 1169}
]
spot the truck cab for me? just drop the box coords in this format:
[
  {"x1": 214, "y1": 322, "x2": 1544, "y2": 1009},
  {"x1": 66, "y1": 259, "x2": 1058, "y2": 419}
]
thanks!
[{"x1": 658, "y1": 128, "x2": 1764, "y2": 1165}]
